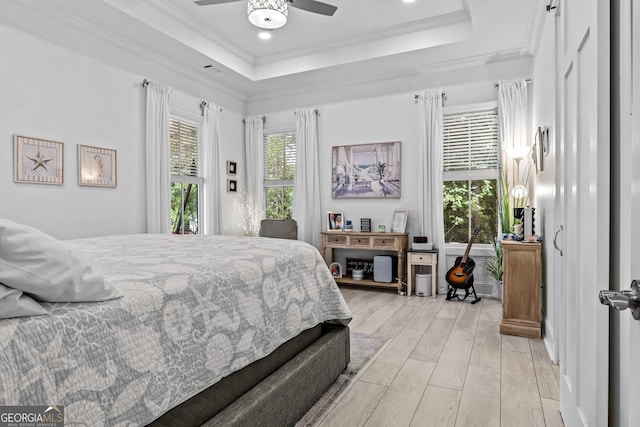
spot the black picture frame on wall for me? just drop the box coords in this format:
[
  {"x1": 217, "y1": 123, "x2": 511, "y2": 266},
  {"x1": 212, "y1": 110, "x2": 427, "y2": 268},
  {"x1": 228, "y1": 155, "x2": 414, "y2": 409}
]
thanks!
[{"x1": 227, "y1": 161, "x2": 237, "y2": 175}]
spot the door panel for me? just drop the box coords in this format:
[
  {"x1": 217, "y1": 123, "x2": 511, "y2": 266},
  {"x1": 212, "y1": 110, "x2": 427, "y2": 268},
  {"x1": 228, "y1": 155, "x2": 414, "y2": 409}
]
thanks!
[
  {"x1": 619, "y1": 2, "x2": 640, "y2": 426},
  {"x1": 557, "y1": 0, "x2": 610, "y2": 425}
]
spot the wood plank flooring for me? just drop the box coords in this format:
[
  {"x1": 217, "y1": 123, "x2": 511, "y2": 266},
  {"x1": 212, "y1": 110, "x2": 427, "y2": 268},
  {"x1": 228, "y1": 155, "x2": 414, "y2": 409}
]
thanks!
[{"x1": 316, "y1": 287, "x2": 563, "y2": 427}]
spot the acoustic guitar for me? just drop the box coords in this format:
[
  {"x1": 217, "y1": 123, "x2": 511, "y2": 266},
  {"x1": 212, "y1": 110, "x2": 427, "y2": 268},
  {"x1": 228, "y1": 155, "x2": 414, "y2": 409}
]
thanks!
[{"x1": 445, "y1": 227, "x2": 480, "y2": 289}]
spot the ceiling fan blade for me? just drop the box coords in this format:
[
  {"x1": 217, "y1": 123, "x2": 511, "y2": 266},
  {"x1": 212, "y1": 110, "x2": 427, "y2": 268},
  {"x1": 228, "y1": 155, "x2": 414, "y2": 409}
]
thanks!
[
  {"x1": 289, "y1": 0, "x2": 337, "y2": 16},
  {"x1": 194, "y1": 0, "x2": 243, "y2": 6}
]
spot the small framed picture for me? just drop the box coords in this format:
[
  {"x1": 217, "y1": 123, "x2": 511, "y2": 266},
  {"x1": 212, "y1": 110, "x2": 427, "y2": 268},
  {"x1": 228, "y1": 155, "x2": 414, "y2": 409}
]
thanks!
[
  {"x1": 14, "y1": 135, "x2": 64, "y2": 185},
  {"x1": 78, "y1": 145, "x2": 117, "y2": 187},
  {"x1": 391, "y1": 210, "x2": 408, "y2": 233},
  {"x1": 227, "y1": 179, "x2": 237, "y2": 192},
  {"x1": 327, "y1": 211, "x2": 344, "y2": 231},
  {"x1": 227, "y1": 161, "x2": 237, "y2": 175},
  {"x1": 534, "y1": 129, "x2": 544, "y2": 174}
]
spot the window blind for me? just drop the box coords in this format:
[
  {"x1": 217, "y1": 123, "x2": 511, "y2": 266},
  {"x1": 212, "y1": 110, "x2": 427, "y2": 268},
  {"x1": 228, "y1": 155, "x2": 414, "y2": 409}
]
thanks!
[
  {"x1": 443, "y1": 108, "x2": 499, "y2": 172},
  {"x1": 263, "y1": 131, "x2": 296, "y2": 187},
  {"x1": 170, "y1": 116, "x2": 203, "y2": 184}
]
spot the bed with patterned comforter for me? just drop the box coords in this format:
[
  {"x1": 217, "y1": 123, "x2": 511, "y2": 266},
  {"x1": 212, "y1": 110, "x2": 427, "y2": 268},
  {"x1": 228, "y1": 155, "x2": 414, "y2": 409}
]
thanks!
[{"x1": 0, "y1": 234, "x2": 352, "y2": 426}]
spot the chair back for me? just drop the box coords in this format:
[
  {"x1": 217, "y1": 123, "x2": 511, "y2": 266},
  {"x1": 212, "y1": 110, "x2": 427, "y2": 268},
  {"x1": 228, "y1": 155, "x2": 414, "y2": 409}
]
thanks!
[{"x1": 259, "y1": 219, "x2": 298, "y2": 240}]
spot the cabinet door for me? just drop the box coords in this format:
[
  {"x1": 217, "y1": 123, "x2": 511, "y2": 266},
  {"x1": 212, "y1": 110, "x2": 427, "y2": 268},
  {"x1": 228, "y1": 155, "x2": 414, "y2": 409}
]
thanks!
[{"x1": 503, "y1": 244, "x2": 541, "y2": 324}]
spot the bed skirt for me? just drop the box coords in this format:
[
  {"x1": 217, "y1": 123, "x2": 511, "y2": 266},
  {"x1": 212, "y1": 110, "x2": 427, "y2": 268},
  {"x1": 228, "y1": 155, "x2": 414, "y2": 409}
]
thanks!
[{"x1": 148, "y1": 324, "x2": 350, "y2": 427}]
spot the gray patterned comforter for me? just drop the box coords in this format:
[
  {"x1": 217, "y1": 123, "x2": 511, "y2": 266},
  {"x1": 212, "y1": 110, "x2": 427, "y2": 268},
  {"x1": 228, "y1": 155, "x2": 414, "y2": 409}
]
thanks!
[{"x1": 0, "y1": 234, "x2": 352, "y2": 426}]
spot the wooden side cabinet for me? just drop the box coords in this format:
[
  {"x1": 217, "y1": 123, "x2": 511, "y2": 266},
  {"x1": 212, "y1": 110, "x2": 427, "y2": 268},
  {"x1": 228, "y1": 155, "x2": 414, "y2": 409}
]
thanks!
[{"x1": 500, "y1": 240, "x2": 542, "y2": 338}]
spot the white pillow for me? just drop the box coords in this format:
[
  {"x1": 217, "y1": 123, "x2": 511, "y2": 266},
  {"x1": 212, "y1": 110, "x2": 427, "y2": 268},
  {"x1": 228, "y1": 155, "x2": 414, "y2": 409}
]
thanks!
[
  {"x1": 0, "y1": 219, "x2": 120, "y2": 302},
  {"x1": 0, "y1": 283, "x2": 47, "y2": 319}
]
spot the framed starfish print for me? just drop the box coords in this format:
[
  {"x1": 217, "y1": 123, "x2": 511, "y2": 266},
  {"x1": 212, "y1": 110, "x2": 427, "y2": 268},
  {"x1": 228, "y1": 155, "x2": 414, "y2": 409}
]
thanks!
[{"x1": 14, "y1": 135, "x2": 64, "y2": 185}]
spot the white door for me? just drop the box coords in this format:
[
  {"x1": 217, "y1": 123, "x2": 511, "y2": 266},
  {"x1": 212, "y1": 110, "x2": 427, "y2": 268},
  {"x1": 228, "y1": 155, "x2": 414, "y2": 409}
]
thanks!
[
  {"x1": 610, "y1": 1, "x2": 640, "y2": 425},
  {"x1": 556, "y1": 0, "x2": 610, "y2": 425}
]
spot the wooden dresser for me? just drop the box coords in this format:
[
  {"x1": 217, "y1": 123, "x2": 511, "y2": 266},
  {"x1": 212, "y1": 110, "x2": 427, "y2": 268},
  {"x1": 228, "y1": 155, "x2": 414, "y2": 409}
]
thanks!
[
  {"x1": 320, "y1": 231, "x2": 408, "y2": 294},
  {"x1": 500, "y1": 240, "x2": 542, "y2": 338}
]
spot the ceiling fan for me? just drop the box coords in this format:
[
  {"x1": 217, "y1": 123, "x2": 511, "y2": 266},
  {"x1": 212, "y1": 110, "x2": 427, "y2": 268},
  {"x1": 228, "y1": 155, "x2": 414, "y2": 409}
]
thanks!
[{"x1": 194, "y1": 0, "x2": 338, "y2": 30}]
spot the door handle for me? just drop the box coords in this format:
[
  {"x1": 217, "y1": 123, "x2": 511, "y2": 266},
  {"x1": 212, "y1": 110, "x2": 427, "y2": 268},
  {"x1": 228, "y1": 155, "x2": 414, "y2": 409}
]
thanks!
[
  {"x1": 599, "y1": 280, "x2": 640, "y2": 320},
  {"x1": 553, "y1": 225, "x2": 563, "y2": 256}
]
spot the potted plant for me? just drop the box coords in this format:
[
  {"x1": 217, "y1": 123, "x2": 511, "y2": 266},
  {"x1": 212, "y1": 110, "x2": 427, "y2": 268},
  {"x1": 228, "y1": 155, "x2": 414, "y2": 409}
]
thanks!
[{"x1": 485, "y1": 239, "x2": 504, "y2": 301}]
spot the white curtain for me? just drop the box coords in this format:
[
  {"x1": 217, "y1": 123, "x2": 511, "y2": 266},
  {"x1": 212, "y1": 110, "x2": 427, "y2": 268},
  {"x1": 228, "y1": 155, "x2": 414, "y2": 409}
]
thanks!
[
  {"x1": 293, "y1": 109, "x2": 321, "y2": 248},
  {"x1": 203, "y1": 101, "x2": 222, "y2": 235},
  {"x1": 145, "y1": 81, "x2": 172, "y2": 234},
  {"x1": 417, "y1": 91, "x2": 446, "y2": 291},
  {"x1": 498, "y1": 79, "x2": 529, "y2": 185},
  {"x1": 244, "y1": 116, "x2": 265, "y2": 234}
]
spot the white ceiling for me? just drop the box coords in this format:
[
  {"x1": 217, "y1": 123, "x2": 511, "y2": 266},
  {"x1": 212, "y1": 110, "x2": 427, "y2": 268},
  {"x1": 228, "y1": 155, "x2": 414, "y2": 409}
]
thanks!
[{"x1": 5, "y1": 0, "x2": 540, "y2": 108}]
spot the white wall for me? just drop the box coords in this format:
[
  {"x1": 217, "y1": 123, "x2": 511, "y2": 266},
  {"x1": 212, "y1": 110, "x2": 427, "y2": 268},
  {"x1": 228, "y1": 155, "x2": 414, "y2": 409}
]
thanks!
[
  {"x1": 0, "y1": 22, "x2": 244, "y2": 240},
  {"x1": 530, "y1": 9, "x2": 559, "y2": 362},
  {"x1": 256, "y1": 82, "x2": 507, "y2": 294}
]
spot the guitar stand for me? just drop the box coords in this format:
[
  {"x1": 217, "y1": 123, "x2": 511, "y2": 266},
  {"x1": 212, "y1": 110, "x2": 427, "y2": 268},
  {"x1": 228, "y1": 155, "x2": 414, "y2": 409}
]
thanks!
[{"x1": 446, "y1": 277, "x2": 482, "y2": 304}]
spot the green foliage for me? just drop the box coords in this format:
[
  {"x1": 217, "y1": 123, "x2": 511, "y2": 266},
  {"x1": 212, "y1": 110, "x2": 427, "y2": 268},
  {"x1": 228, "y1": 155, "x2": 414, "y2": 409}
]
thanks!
[
  {"x1": 266, "y1": 186, "x2": 293, "y2": 220},
  {"x1": 443, "y1": 179, "x2": 498, "y2": 244},
  {"x1": 171, "y1": 182, "x2": 199, "y2": 234},
  {"x1": 484, "y1": 239, "x2": 503, "y2": 280},
  {"x1": 499, "y1": 171, "x2": 512, "y2": 235}
]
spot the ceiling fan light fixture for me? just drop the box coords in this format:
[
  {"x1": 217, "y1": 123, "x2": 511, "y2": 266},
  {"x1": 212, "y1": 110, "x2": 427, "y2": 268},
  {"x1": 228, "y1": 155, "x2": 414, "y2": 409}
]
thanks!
[{"x1": 248, "y1": 0, "x2": 288, "y2": 29}]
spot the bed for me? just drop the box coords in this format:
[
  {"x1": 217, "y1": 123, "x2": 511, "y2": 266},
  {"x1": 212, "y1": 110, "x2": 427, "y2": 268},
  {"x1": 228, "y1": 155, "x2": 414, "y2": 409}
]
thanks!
[{"x1": 0, "y1": 228, "x2": 352, "y2": 426}]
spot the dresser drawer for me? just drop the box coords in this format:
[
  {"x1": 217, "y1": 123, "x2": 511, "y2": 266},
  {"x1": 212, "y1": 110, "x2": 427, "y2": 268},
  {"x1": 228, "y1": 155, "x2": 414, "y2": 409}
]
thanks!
[
  {"x1": 326, "y1": 234, "x2": 348, "y2": 246},
  {"x1": 349, "y1": 236, "x2": 371, "y2": 247},
  {"x1": 408, "y1": 252, "x2": 435, "y2": 264},
  {"x1": 373, "y1": 237, "x2": 395, "y2": 248}
]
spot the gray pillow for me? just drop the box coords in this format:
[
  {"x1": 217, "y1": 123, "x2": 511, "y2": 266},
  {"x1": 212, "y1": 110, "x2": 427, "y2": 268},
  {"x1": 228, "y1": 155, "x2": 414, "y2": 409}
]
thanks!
[
  {"x1": 0, "y1": 283, "x2": 47, "y2": 319},
  {"x1": 0, "y1": 219, "x2": 120, "y2": 302}
]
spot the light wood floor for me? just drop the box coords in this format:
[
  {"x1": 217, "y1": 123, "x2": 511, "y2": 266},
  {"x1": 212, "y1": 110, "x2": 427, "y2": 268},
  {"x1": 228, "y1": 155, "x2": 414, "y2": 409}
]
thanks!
[{"x1": 316, "y1": 286, "x2": 564, "y2": 427}]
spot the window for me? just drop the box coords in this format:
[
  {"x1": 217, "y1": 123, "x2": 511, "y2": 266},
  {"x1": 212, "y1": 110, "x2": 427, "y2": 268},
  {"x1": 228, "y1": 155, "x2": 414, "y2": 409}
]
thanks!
[
  {"x1": 442, "y1": 107, "x2": 499, "y2": 244},
  {"x1": 170, "y1": 115, "x2": 203, "y2": 234},
  {"x1": 263, "y1": 130, "x2": 296, "y2": 220}
]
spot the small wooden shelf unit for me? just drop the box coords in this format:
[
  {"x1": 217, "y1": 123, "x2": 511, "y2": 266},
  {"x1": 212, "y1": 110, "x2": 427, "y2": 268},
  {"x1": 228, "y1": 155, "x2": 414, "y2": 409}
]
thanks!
[
  {"x1": 406, "y1": 250, "x2": 438, "y2": 297},
  {"x1": 320, "y1": 231, "x2": 408, "y2": 294}
]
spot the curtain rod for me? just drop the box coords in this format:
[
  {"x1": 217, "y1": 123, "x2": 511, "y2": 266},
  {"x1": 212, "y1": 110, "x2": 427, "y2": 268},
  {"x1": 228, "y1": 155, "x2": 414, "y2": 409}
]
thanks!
[
  {"x1": 242, "y1": 116, "x2": 266, "y2": 123},
  {"x1": 200, "y1": 101, "x2": 222, "y2": 115},
  {"x1": 294, "y1": 109, "x2": 319, "y2": 116},
  {"x1": 413, "y1": 91, "x2": 447, "y2": 103},
  {"x1": 494, "y1": 78, "x2": 532, "y2": 88},
  {"x1": 142, "y1": 79, "x2": 149, "y2": 87}
]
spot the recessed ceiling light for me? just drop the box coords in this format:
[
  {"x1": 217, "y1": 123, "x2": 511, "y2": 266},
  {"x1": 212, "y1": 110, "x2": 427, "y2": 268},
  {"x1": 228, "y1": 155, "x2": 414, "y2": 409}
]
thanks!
[
  {"x1": 258, "y1": 31, "x2": 272, "y2": 40},
  {"x1": 403, "y1": 0, "x2": 416, "y2": 3}
]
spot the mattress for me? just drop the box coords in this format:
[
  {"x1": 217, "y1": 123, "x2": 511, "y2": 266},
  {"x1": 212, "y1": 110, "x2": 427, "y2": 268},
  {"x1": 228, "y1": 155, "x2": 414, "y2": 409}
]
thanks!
[{"x1": 0, "y1": 234, "x2": 352, "y2": 426}]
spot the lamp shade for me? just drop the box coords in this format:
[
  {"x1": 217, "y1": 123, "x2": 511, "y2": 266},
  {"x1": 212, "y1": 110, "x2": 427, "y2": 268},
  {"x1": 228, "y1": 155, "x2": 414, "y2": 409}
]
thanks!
[{"x1": 248, "y1": 0, "x2": 288, "y2": 29}]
